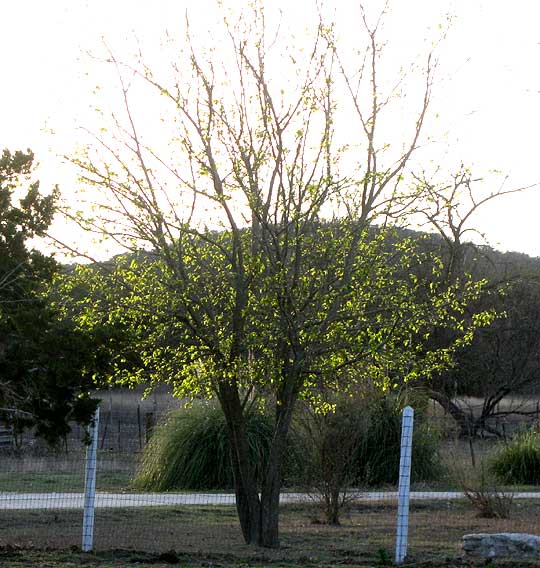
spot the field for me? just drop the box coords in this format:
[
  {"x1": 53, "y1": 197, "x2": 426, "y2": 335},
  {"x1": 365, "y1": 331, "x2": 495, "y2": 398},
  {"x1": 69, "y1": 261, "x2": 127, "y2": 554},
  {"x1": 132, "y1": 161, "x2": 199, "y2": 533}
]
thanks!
[{"x1": 0, "y1": 432, "x2": 526, "y2": 496}]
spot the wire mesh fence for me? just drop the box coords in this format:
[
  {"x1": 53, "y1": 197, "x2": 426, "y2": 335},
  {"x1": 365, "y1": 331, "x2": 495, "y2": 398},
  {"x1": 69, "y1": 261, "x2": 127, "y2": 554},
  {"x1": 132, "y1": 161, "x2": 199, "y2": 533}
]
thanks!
[{"x1": 2, "y1": 390, "x2": 540, "y2": 564}]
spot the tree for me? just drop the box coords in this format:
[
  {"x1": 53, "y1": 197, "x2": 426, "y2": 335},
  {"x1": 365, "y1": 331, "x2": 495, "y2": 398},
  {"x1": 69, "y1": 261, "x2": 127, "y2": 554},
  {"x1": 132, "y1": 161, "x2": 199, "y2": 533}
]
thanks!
[
  {"x1": 430, "y1": 264, "x2": 540, "y2": 437},
  {"x1": 0, "y1": 149, "x2": 99, "y2": 444},
  {"x1": 65, "y1": 4, "x2": 490, "y2": 547},
  {"x1": 409, "y1": 168, "x2": 540, "y2": 436}
]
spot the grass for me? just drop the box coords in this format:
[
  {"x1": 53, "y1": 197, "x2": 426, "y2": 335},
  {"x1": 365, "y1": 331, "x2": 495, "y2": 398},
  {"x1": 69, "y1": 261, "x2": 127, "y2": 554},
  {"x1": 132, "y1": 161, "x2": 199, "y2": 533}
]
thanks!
[
  {"x1": 2, "y1": 435, "x2": 539, "y2": 496},
  {"x1": 0, "y1": 451, "x2": 135, "y2": 493},
  {"x1": 490, "y1": 429, "x2": 540, "y2": 485},
  {"x1": 3, "y1": 500, "x2": 540, "y2": 566},
  {"x1": 134, "y1": 404, "x2": 277, "y2": 491},
  {"x1": 0, "y1": 470, "x2": 132, "y2": 493},
  {"x1": 5, "y1": 548, "x2": 540, "y2": 568}
]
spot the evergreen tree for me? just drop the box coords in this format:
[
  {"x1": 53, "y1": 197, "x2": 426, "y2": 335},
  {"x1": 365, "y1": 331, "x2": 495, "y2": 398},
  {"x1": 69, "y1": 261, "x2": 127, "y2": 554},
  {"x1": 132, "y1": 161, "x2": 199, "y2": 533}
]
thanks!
[{"x1": 0, "y1": 149, "x2": 98, "y2": 444}]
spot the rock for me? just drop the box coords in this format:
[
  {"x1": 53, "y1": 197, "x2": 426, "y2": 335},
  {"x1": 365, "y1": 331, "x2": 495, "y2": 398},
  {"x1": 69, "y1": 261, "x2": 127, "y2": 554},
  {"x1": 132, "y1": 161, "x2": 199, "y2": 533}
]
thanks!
[{"x1": 463, "y1": 533, "x2": 540, "y2": 559}]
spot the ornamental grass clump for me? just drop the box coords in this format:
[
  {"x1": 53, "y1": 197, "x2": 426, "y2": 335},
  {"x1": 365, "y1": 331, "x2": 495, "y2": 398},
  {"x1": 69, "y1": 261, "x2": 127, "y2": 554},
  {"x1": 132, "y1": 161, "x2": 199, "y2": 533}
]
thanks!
[
  {"x1": 490, "y1": 428, "x2": 540, "y2": 485},
  {"x1": 350, "y1": 396, "x2": 443, "y2": 487},
  {"x1": 134, "y1": 402, "x2": 275, "y2": 491}
]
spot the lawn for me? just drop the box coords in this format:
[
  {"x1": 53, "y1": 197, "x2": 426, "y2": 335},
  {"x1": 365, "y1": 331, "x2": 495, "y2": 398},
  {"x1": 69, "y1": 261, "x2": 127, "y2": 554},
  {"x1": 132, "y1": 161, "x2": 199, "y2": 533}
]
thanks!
[{"x1": 0, "y1": 451, "x2": 135, "y2": 493}]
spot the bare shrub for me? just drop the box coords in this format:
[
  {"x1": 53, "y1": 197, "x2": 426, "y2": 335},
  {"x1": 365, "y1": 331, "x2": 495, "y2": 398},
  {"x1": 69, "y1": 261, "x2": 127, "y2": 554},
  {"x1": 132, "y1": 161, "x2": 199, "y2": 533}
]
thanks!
[
  {"x1": 297, "y1": 398, "x2": 367, "y2": 525},
  {"x1": 458, "y1": 464, "x2": 514, "y2": 519}
]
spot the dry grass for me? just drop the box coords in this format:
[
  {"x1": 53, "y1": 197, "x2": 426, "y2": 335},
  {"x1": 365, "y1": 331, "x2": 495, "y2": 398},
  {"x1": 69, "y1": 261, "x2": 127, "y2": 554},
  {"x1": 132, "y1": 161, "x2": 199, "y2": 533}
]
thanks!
[
  {"x1": 0, "y1": 548, "x2": 520, "y2": 568},
  {"x1": 2, "y1": 500, "x2": 540, "y2": 565}
]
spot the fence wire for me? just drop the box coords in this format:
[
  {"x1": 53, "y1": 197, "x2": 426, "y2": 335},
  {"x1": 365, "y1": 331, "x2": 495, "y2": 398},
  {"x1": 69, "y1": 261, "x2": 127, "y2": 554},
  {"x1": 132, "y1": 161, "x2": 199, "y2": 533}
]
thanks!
[{"x1": 2, "y1": 391, "x2": 540, "y2": 564}]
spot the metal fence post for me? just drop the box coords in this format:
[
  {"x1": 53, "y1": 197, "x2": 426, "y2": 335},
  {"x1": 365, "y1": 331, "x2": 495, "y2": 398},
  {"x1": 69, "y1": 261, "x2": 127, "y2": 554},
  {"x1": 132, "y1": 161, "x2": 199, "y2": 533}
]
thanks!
[
  {"x1": 82, "y1": 406, "x2": 100, "y2": 552},
  {"x1": 395, "y1": 405, "x2": 414, "y2": 565}
]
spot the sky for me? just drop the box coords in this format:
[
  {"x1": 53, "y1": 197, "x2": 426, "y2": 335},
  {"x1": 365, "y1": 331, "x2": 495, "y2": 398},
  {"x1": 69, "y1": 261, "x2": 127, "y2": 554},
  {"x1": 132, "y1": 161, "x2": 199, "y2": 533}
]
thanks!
[{"x1": 2, "y1": 0, "x2": 540, "y2": 259}]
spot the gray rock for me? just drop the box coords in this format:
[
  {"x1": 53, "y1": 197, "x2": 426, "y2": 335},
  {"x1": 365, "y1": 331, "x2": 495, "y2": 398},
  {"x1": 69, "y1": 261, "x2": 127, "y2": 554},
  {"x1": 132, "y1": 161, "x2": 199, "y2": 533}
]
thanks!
[{"x1": 463, "y1": 533, "x2": 540, "y2": 559}]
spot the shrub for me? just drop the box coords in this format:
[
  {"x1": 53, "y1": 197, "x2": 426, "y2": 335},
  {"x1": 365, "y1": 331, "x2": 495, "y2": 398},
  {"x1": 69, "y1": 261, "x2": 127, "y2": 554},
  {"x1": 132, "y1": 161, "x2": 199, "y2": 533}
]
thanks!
[
  {"x1": 296, "y1": 399, "x2": 370, "y2": 524},
  {"x1": 463, "y1": 481, "x2": 514, "y2": 519},
  {"x1": 297, "y1": 391, "x2": 443, "y2": 525},
  {"x1": 134, "y1": 403, "x2": 277, "y2": 491},
  {"x1": 490, "y1": 428, "x2": 540, "y2": 485},
  {"x1": 457, "y1": 464, "x2": 514, "y2": 519}
]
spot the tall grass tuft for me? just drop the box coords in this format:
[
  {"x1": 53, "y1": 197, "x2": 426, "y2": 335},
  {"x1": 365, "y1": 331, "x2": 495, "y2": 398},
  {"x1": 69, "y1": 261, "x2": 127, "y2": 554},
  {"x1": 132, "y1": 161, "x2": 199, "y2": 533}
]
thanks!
[
  {"x1": 350, "y1": 396, "x2": 443, "y2": 487},
  {"x1": 490, "y1": 428, "x2": 540, "y2": 485},
  {"x1": 133, "y1": 403, "x2": 275, "y2": 491}
]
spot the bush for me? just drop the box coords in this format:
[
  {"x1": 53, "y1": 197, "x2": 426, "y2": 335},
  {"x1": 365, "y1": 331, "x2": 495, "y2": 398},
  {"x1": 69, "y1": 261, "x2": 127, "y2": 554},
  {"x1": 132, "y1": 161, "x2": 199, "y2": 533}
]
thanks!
[
  {"x1": 460, "y1": 466, "x2": 514, "y2": 519},
  {"x1": 296, "y1": 399, "x2": 370, "y2": 524},
  {"x1": 134, "y1": 403, "x2": 277, "y2": 491},
  {"x1": 295, "y1": 393, "x2": 442, "y2": 524},
  {"x1": 490, "y1": 428, "x2": 540, "y2": 485},
  {"x1": 297, "y1": 394, "x2": 442, "y2": 496}
]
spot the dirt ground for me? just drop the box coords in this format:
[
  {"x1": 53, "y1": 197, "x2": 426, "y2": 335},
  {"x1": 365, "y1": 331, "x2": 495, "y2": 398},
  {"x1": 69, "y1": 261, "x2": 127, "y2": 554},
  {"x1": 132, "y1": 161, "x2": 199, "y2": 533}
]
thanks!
[{"x1": 1, "y1": 546, "x2": 539, "y2": 567}]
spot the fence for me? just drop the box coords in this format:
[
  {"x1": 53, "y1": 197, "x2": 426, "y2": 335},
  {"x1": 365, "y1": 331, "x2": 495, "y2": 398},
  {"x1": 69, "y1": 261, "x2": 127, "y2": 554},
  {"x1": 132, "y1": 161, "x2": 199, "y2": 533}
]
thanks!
[
  {"x1": 2, "y1": 394, "x2": 540, "y2": 565},
  {"x1": 0, "y1": 421, "x2": 13, "y2": 449}
]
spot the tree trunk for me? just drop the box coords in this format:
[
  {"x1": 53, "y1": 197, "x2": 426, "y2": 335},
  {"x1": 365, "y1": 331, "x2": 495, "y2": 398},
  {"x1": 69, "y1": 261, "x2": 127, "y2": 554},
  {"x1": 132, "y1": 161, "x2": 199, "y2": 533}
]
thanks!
[
  {"x1": 232, "y1": 458, "x2": 262, "y2": 544},
  {"x1": 259, "y1": 395, "x2": 295, "y2": 547},
  {"x1": 228, "y1": 408, "x2": 289, "y2": 547},
  {"x1": 218, "y1": 384, "x2": 262, "y2": 544},
  {"x1": 428, "y1": 389, "x2": 477, "y2": 438},
  {"x1": 218, "y1": 369, "x2": 298, "y2": 547}
]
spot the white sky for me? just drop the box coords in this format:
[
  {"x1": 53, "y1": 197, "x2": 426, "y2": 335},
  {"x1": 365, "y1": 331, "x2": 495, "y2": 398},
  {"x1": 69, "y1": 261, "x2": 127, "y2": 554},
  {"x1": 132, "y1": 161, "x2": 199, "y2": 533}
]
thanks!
[{"x1": 2, "y1": 0, "x2": 540, "y2": 258}]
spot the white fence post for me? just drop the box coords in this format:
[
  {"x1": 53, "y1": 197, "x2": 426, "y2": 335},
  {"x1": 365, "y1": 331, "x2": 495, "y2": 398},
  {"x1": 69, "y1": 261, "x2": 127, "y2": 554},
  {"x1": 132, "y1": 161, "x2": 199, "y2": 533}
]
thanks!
[
  {"x1": 395, "y1": 405, "x2": 414, "y2": 565},
  {"x1": 82, "y1": 406, "x2": 100, "y2": 552}
]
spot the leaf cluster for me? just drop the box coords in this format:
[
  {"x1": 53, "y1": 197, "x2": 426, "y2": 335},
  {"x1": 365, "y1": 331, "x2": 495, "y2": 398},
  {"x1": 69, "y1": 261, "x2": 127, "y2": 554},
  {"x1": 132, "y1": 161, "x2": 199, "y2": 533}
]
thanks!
[{"x1": 60, "y1": 221, "x2": 492, "y2": 413}]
